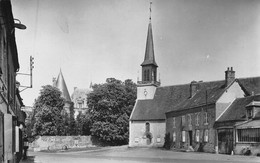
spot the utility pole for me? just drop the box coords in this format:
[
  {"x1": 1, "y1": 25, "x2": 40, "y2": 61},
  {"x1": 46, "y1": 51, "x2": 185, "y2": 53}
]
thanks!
[{"x1": 17, "y1": 56, "x2": 34, "y2": 92}]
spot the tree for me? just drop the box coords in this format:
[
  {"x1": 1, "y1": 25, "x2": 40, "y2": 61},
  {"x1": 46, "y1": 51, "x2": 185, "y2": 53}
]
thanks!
[
  {"x1": 32, "y1": 85, "x2": 66, "y2": 136},
  {"x1": 76, "y1": 112, "x2": 91, "y2": 135},
  {"x1": 87, "y1": 78, "x2": 137, "y2": 145}
]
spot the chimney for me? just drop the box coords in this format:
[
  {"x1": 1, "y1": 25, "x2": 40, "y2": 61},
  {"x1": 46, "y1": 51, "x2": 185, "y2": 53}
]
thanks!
[
  {"x1": 225, "y1": 67, "x2": 235, "y2": 87},
  {"x1": 190, "y1": 81, "x2": 198, "y2": 98}
]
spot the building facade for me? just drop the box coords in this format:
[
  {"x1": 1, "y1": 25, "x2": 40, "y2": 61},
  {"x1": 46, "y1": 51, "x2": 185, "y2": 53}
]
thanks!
[
  {"x1": 215, "y1": 95, "x2": 260, "y2": 155},
  {"x1": 71, "y1": 87, "x2": 91, "y2": 118},
  {"x1": 0, "y1": 0, "x2": 26, "y2": 162},
  {"x1": 165, "y1": 72, "x2": 259, "y2": 153},
  {"x1": 129, "y1": 16, "x2": 164, "y2": 147}
]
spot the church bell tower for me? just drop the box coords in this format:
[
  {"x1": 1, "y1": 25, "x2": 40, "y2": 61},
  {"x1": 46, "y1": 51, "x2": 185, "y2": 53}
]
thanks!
[{"x1": 137, "y1": 3, "x2": 160, "y2": 100}]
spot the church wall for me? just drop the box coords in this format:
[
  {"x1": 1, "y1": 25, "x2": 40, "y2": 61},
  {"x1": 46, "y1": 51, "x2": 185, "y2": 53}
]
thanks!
[
  {"x1": 129, "y1": 120, "x2": 165, "y2": 147},
  {"x1": 137, "y1": 85, "x2": 157, "y2": 100}
]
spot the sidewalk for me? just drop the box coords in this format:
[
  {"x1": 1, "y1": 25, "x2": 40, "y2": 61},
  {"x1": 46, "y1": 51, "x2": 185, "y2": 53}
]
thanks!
[{"x1": 20, "y1": 156, "x2": 37, "y2": 163}]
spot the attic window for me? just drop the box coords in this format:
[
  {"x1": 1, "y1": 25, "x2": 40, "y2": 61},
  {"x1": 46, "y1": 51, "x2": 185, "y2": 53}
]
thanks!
[{"x1": 247, "y1": 108, "x2": 253, "y2": 119}]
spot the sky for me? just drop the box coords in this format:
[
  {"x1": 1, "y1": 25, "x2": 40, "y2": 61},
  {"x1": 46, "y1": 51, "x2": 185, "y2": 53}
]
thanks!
[{"x1": 11, "y1": 0, "x2": 260, "y2": 106}]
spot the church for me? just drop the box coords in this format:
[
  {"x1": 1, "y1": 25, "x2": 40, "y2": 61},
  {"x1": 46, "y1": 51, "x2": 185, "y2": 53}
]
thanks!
[{"x1": 129, "y1": 9, "x2": 260, "y2": 155}]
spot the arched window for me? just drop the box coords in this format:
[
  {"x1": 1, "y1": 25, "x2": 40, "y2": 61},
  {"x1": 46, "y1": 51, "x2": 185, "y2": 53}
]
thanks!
[
  {"x1": 147, "y1": 69, "x2": 150, "y2": 81},
  {"x1": 145, "y1": 122, "x2": 150, "y2": 133},
  {"x1": 144, "y1": 70, "x2": 147, "y2": 81}
]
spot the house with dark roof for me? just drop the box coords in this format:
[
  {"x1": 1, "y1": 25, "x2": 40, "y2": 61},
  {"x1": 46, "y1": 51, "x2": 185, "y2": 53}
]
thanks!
[
  {"x1": 129, "y1": 6, "x2": 260, "y2": 150},
  {"x1": 215, "y1": 95, "x2": 260, "y2": 155},
  {"x1": 164, "y1": 69, "x2": 260, "y2": 153}
]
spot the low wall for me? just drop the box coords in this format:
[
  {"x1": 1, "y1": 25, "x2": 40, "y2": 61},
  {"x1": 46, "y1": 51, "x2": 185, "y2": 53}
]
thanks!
[
  {"x1": 30, "y1": 136, "x2": 93, "y2": 151},
  {"x1": 235, "y1": 143, "x2": 260, "y2": 156}
]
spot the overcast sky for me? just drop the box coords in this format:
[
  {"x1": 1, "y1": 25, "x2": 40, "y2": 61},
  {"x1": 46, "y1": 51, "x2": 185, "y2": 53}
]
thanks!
[{"x1": 12, "y1": 0, "x2": 260, "y2": 106}]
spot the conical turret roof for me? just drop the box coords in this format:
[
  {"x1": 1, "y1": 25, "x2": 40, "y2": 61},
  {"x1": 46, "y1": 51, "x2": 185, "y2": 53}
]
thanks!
[
  {"x1": 141, "y1": 22, "x2": 158, "y2": 67},
  {"x1": 54, "y1": 70, "x2": 71, "y2": 102}
]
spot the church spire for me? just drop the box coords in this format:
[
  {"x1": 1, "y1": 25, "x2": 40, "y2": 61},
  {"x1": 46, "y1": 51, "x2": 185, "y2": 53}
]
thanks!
[
  {"x1": 139, "y1": 3, "x2": 159, "y2": 85},
  {"x1": 141, "y1": 2, "x2": 157, "y2": 67}
]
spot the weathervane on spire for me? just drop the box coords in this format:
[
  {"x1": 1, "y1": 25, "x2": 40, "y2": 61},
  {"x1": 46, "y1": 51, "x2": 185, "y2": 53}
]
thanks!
[{"x1": 149, "y1": 2, "x2": 152, "y2": 22}]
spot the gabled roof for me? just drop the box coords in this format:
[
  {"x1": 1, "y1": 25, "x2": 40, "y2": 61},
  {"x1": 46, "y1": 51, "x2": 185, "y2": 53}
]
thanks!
[
  {"x1": 217, "y1": 95, "x2": 260, "y2": 122},
  {"x1": 237, "y1": 77, "x2": 260, "y2": 96},
  {"x1": 54, "y1": 70, "x2": 71, "y2": 102},
  {"x1": 130, "y1": 84, "x2": 190, "y2": 120},
  {"x1": 130, "y1": 76, "x2": 260, "y2": 121},
  {"x1": 71, "y1": 88, "x2": 91, "y2": 101},
  {"x1": 170, "y1": 80, "x2": 227, "y2": 113},
  {"x1": 141, "y1": 22, "x2": 158, "y2": 67}
]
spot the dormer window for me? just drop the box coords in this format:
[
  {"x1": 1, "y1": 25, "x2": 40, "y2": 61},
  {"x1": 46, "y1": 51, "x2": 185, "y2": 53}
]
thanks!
[{"x1": 247, "y1": 108, "x2": 253, "y2": 119}]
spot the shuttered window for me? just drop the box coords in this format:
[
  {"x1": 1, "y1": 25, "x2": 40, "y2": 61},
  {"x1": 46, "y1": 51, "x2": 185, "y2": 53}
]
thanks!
[
  {"x1": 173, "y1": 132, "x2": 176, "y2": 142},
  {"x1": 195, "y1": 130, "x2": 200, "y2": 142},
  {"x1": 182, "y1": 131, "x2": 186, "y2": 142}
]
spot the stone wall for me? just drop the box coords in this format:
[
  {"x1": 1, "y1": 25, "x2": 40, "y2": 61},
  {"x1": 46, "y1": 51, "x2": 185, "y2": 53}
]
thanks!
[
  {"x1": 30, "y1": 136, "x2": 93, "y2": 151},
  {"x1": 235, "y1": 143, "x2": 260, "y2": 156},
  {"x1": 166, "y1": 104, "x2": 216, "y2": 153}
]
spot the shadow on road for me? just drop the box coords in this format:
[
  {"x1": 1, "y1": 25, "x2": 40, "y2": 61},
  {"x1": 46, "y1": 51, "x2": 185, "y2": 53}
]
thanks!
[{"x1": 20, "y1": 156, "x2": 36, "y2": 163}]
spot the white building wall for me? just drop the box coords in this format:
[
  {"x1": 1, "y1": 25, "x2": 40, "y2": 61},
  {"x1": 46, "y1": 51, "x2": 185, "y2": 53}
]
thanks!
[
  {"x1": 129, "y1": 120, "x2": 165, "y2": 147},
  {"x1": 137, "y1": 85, "x2": 157, "y2": 100},
  {"x1": 216, "y1": 82, "x2": 245, "y2": 120}
]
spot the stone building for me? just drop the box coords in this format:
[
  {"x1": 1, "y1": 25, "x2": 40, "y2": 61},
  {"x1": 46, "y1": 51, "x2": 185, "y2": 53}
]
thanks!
[
  {"x1": 129, "y1": 15, "x2": 163, "y2": 147},
  {"x1": 215, "y1": 95, "x2": 260, "y2": 155},
  {"x1": 71, "y1": 87, "x2": 91, "y2": 118},
  {"x1": 129, "y1": 8, "x2": 260, "y2": 153},
  {"x1": 0, "y1": 0, "x2": 26, "y2": 162},
  {"x1": 165, "y1": 72, "x2": 259, "y2": 153}
]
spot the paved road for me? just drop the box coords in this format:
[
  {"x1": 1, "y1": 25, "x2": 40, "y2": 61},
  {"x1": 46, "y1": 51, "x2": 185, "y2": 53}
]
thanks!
[{"x1": 21, "y1": 146, "x2": 260, "y2": 163}]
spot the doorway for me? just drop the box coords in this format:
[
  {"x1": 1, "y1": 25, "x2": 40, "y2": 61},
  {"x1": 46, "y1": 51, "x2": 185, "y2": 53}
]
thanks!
[{"x1": 188, "y1": 131, "x2": 192, "y2": 146}]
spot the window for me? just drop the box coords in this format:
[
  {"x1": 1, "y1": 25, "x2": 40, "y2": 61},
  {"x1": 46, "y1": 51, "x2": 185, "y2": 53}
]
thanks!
[
  {"x1": 173, "y1": 117, "x2": 176, "y2": 128},
  {"x1": 237, "y1": 128, "x2": 260, "y2": 142},
  {"x1": 147, "y1": 69, "x2": 150, "y2": 81},
  {"x1": 182, "y1": 131, "x2": 186, "y2": 142},
  {"x1": 247, "y1": 109, "x2": 253, "y2": 119},
  {"x1": 195, "y1": 130, "x2": 200, "y2": 142},
  {"x1": 204, "y1": 129, "x2": 209, "y2": 142},
  {"x1": 144, "y1": 70, "x2": 147, "y2": 81},
  {"x1": 182, "y1": 115, "x2": 185, "y2": 126},
  {"x1": 145, "y1": 122, "x2": 150, "y2": 133},
  {"x1": 173, "y1": 132, "x2": 176, "y2": 142},
  {"x1": 188, "y1": 114, "x2": 192, "y2": 126},
  {"x1": 204, "y1": 112, "x2": 208, "y2": 125},
  {"x1": 195, "y1": 113, "x2": 199, "y2": 126}
]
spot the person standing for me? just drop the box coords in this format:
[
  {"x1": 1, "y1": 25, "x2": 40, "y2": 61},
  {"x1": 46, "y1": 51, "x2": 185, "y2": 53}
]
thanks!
[{"x1": 23, "y1": 135, "x2": 29, "y2": 160}]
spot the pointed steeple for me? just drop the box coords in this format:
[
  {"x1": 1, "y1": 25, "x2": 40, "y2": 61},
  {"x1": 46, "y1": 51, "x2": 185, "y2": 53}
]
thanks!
[
  {"x1": 54, "y1": 69, "x2": 71, "y2": 102},
  {"x1": 141, "y1": 22, "x2": 158, "y2": 67},
  {"x1": 139, "y1": 3, "x2": 159, "y2": 85},
  {"x1": 141, "y1": 2, "x2": 157, "y2": 67}
]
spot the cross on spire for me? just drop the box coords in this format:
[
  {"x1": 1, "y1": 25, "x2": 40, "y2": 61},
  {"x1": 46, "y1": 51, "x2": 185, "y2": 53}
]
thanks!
[{"x1": 149, "y1": 2, "x2": 152, "y2": 22}]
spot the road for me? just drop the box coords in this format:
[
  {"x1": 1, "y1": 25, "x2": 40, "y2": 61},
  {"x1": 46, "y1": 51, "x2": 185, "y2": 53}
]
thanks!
[{"x1": 21, "y1": 146, "x2": 260, "y2": 163}]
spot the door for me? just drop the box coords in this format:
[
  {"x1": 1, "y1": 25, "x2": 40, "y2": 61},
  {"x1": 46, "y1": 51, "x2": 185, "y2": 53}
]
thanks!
[
  {"x1": 218, "y1": 129, "x2": 233, "y2": 154},
  {"x1": 188, "y1": 131, "x2": 192, "y2": 146}
]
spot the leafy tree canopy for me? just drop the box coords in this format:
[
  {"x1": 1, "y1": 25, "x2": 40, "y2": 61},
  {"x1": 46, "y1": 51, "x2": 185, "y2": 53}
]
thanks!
[
  {"x1": 32, "y1": 85, "x2": 66, "y2": 136},
  {"x1": 87, "y1": 78, "x2": 136, "y2": 145}
]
